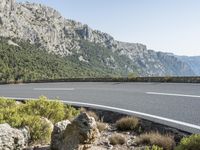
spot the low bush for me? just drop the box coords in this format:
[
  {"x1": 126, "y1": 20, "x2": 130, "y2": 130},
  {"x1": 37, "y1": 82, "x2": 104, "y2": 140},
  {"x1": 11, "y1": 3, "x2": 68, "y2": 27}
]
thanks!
[
  {"x1": 175, "y1": 134, "x2": 200, "y2": 150},
  {"x1": 145, "y1": 145, "x2": 164, "y2": 150},
  {"x1": 64, "y1": 104, "x2": 80, "y2": 120},
  {"x1": 109, "y1": 133, "x2": 126, "y2": 145},
  {"x1": 96, "y1": 122, "x2": 108, "y2": 132},
  {"x1": 0, "y1": 97, "x2": 17, "y2": 108},
  {"x1": 116, "y1": 116, "x2": 139, "y2": 131},
  {"x1": 21, "y1": 96, "x2": 65, "y2": 124},
  {"x1": 136, "y1": 132, "x2": 175, "y2": 150},
  {"x1": 0, "y1": 106, "x2": 23, "y2": 127},
  {"x1": 0, "y1": 96, "x2": 79, "y2": 144},
  {"x1": 22, "y1": 115, "x2": 53, "y2": 144},
  {"x1": 21, "y1": 96, "x2": 80, "y2": 123}
]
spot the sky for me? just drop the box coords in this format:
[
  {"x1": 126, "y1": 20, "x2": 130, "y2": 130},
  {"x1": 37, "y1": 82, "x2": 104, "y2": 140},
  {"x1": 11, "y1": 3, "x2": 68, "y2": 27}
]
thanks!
[{"x1": 16, "y1": 0, "x2": 200, "y2": 56}]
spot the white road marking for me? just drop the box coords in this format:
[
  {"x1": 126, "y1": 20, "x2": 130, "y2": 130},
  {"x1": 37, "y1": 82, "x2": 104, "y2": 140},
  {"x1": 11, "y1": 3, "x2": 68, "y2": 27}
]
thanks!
[
  {"x1": 33, "y1": 88, "x2": 74, "y2": 91},
  {"x1": 146, "y1": 92, "x2": 200, "y2": 98},
  {"x1": 4, "y1": 97, "x2": 200, "y2": 131}
]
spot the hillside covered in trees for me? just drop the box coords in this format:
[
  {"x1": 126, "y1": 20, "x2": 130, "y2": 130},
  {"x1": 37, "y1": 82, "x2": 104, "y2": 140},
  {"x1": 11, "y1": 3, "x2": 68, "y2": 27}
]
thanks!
[{"x1": 0, "y1": 37, "x2": 121, "y2": 82}]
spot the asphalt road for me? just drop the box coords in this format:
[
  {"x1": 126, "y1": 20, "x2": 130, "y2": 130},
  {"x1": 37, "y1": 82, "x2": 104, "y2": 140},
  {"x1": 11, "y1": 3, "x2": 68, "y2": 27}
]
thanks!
[{"x1": 0, "y1": 82, "x2": 200, "y2": 133}]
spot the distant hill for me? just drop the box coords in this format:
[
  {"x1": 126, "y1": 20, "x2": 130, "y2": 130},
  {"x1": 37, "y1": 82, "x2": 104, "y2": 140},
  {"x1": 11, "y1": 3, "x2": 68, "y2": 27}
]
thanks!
[{"x1": 0, "y1": 0, "x2": 198, "y2": 79}]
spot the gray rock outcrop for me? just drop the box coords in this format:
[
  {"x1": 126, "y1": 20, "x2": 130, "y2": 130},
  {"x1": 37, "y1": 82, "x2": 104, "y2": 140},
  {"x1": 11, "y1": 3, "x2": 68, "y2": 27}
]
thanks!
[
  {"x1": 51, "y1": 120, "x2": 71, "y2": 150},
  {"x1": 177, "y1": 56, "x2": 200, "y2": 76},
  {"x1": 0, "y1": 0, "x2": 116, "y2": 56},
  {"x1": 0, "y1": 0, "x2": 15, "y2": 14},
  {"x1": 0, "y1": 123, "x2": 29, "y2": 150},
  {"x1": 53, "y1": 113, "x2": 100, "y2": 150}
]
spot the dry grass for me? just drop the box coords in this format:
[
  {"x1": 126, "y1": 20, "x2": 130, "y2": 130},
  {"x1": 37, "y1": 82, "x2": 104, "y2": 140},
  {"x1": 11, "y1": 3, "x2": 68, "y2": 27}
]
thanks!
[
  {"x1": 136, "y1": 132, "x2": 175, "y2": 150},
  {"x1": 86, "y1": 111, "x2": 99, "y2": 121},
  {"x1": 109, "y1": 133, "x2": 126, "y2": 145},
  {"x1": 96, "y1": 122, "x2": 108, "y2": 132},
  {"x1": 116, "y1": 116, "x2": 139, "y2": 131},
  {"x1": 80, "y1": 107, "x2": 87, "y2": 112}
]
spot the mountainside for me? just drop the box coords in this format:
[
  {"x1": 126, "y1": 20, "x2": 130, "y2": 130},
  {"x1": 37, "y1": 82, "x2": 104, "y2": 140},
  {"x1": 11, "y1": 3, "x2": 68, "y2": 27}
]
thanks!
[
  {"x1": 177, "y1": 56, "x2": 200, "y2": 75},
  {"x1": 1, "y1": 37, "x2": 123, "y2": 82},
  {"x1": 0, "y1": 0, "x2": 197, "y2": 77}
]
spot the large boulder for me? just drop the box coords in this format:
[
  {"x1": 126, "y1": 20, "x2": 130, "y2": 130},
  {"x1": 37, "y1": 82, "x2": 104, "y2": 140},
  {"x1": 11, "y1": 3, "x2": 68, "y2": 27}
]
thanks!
[
  {"x1": 51, "y1": 120, "x2": 71, "y2": 150},
  {"x1": 52, "y1": 113, "x2": 100, "y2": 150},
  {"x1": 0, "y1": 123, "x2": 29, "y2": 150}
]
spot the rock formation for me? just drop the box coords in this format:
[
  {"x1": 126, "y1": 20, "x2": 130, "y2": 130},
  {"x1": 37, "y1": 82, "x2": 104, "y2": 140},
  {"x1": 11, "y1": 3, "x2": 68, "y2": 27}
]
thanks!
[
  {"x1": 0, "y1": 123, "x2": 29, "y2": 150},
  {"x1": 51, "y1": 113, "x2": 100, "y2": 150},
  {"x1": 51, "y1": 120, "x2": 71, "y2": 150},
  {"x1": 177, "y1": 56, "x2": 200, "y2": 76}
]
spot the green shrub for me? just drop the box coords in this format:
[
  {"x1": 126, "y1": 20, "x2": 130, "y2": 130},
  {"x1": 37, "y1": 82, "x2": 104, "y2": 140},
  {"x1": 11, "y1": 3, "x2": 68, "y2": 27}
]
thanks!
[
  {"x1": 0, "y1": 97, "x2": 17, "y2": 108},
  {"x1": 21, "y1": 96, "x2": 79, "y2": 123},
  {"x1": 0, "y1": 98, "x2": 23, "y2": 127},
  {"x1": 21, "y1": 96, "x2": 65, "y2": 123},
  {"x1": 116, "y1": 116, "x2": 139, "y2": 131},
  {"x1": 64, "y1": 104, "x2": 80, "y2": 120},
  {"x1": 145, "y1": 145, "x2": 164, "y2": 150},
  {"x1": 175, "y1": 134, "x2": 200, "y2": 150},
  {"x1": 0, "y1": 106, "x2": 53, "y2": 144},
  {"x1": 0, "y1": 96, "x2": 80, "y2": 144},
  {"x1": 22, "y1": 115, "x2": 53, "y2": 144},
  {"x1": 0, "y1": 106, "x2": 23, "y2": 127},
  {"x1": 0, "y1": 113, "x2": 3, "y2": 122},
  {"x1": 136, "y1": 132, "x2": 175, "y2": 150}
]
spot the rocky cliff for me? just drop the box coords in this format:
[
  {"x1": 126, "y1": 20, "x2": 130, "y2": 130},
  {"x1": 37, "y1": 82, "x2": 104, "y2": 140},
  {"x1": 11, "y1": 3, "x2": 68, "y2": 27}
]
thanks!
[
  {"x1": 177, "y1": 56, "x2": 200, "y2": 76},
  {"x1": 0, "y1": 0, "x2": 196, "y2": 76}
]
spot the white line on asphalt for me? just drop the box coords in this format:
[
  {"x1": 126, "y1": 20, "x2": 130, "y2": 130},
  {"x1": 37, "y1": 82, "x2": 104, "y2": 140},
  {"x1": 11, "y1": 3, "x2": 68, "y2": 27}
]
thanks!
[
  {"x1": 33, "y1": 88, "x2": 74, "y2": 91},
  {"x1": 146, "y1": 92, "x2": 200, "y2": 98},
  {"x1": 4, "y1": 97, "x2": 200, "y2": 131}
]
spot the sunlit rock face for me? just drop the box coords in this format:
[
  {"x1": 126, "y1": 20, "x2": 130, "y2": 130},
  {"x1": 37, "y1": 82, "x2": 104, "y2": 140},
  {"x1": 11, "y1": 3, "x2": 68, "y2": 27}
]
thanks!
[
  {"x1": 177, "y1": 56, "x2": 200, "y2": 76},
  {"x1": 0, "y1": 123, "x2": 29, "y2": 150},
  {"x1": 0, "y1": 0, "x2": 15, "y2": 25},
  {"x1": 0, "y1": 0, "x2": 195, "y2": 76},
  {"x1": 0, "y1": 0, "x2": 117, "y2": 56},
  {"x1": 0, "y1": 0, "x2": 15, "y2": 13}
]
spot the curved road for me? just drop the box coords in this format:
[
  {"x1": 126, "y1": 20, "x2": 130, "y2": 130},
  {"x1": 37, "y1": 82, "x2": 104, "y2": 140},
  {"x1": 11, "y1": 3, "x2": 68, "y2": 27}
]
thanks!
[{"x1": 0, "y1": 82, "x2": 200, "y2": 133}]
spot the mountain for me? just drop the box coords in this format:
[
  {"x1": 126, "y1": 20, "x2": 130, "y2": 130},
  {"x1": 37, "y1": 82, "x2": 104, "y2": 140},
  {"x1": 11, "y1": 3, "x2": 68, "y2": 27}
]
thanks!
[
  {"x1": 177, "y1": 56, "x2": 200, "y2": 76},
  {"x1": 0, "y1": 0, "x2": 197, "y2": 78}
]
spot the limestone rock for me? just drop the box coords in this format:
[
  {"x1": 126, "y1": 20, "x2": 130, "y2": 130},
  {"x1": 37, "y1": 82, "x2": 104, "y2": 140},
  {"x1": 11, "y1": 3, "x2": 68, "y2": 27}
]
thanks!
[
  {"x1": 178, "y1": 56, "x2": 200, "y2": 76},
  {"x1": 58, "y1": 113, "x2": 100, "y2": 150},
  {"x1": 51, "y1": 120, "x2": 71, "y2": 150},
  {"x1": 8, "y1": 39, "x2": 20, "y2": 47},
  {"x1": 0, "y1": 123, "x2": 29, "y2": 150},
  {"x1": 0, "y1": 0, "x2": 15, "y2": 13}
]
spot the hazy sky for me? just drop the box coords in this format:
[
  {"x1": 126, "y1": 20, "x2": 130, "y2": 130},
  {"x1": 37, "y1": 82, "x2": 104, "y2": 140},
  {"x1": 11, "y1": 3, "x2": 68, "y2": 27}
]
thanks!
[{"x1": 16, "y1": 0, "x2": 200, "y2": 56}]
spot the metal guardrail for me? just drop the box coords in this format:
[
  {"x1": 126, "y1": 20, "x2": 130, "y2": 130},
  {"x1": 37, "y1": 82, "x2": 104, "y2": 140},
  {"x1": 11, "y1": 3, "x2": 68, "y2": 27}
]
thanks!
[{"x1": 1, "y1": 76, "x2": 200, "y2": 84}]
